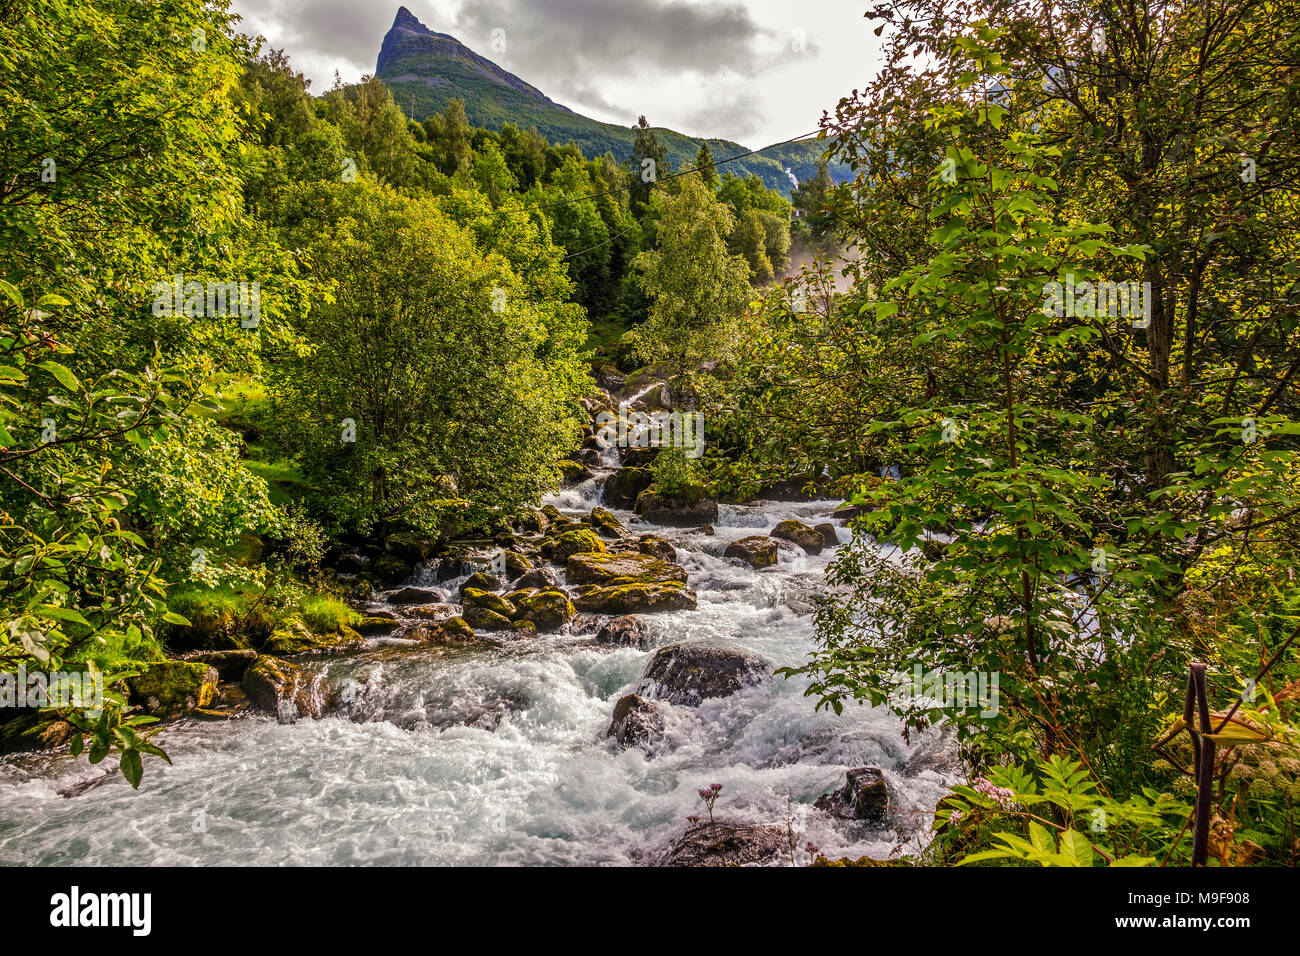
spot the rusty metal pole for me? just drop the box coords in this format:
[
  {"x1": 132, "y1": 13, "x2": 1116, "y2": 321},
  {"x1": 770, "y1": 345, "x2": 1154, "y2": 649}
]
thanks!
[{"x1": 1189, "y1": 662, "x2": 1214, "y2": 867}]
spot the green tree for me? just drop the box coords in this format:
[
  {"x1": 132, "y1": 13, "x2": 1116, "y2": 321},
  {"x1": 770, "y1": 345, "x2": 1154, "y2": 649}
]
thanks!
[
  {"x1": 695, "y1": 141, "x2": 719, "y2": 191},
  {"x1": 631, "y1": 116, "x2": 668, "y2": 215},
  {"x1": 632, "y1": 173, "x2": 750, "y2": 399},
  {"x1": 264, "y1": 181, "x2": 587, "y2": 534}
]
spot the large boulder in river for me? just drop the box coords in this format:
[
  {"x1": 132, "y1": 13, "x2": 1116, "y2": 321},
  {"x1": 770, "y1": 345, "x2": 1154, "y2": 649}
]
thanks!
[
  {"x1": 512, "y1": 590, "x2": 576, "y2": 632},
  {"x1": 241, "y1": 655, "x2": 324, "y2": 721},
  {"x1": 462, "y1": 587, "x2": 515, "y2": 616},
  {"x1": 634, "y1": 490, "x2": 719, "y2": 527},
  {"x1": 723, "y1": 535, "x2": 779, "y2": 569},
  {"x1": 771, "y1": 519, "x2": 825, "y2": 555},
  {"x1": 595, "y1": 615, "x2": 647, "y2": 648},
  {"x1": 606, "y1": 694, "x2": 664, "y2": 748},
  {"x1": 127, "y1": 661, "x2": 219, "y2": 718},
  {"x1": 387, "y1": 585, "x2": 448, "y2": 605},
  {"x1": 181, "y1": 648, "x2": 258, "y2": 681},
  {"x1": 566, "y1": 551, "x2": 687, "y2": 586},
  {"x1": 587, "y1": 506, "x2": 626, "y2": 538},
  {"x1": 355, "y1": 614, "x2": 401, "y2": 636},
  {"x1": 658, "y1": 822, "x2": 786, "y2": 867},
  {"x1": 383, "y1": 531, "x2": 438, "y2": 564},
  {"x1": 814, "y1": 767, "x2": 891, "y2": 824},
  {"x1": 262, "y1": 621, "x2": 366, "y2": 658},
  {"x1": 636, "y1": 643, "x2": 771, "y2": 706},
  {"x1": 637, "y1": 534, "x2": 676, "y2": 562},
  {"x1": 413, "y1": 616, "x2": 476, "y2": 645},
  {"x1": 558, "y1": 460, "x2": 593, "y2": 486},
  {"x1": 813, "y1": 522, "x2": 840, "y2": 549},
  {"x1": 605, "y1": 466, "x2": 652, "y2": 508},
  {"x1": 573, "y1": 582, "x2": 697, "y2": 615},
  {"x1": 514, "y1": 567, "x2": 560, "y2": 590},
  {"x1": 457, "y1": 572, "x2": 501, "y2": 596},
  {"x1": 552, "y1": 528, "x2": 607, "y2": 563},
  {"x1": 461, "y1": 588, "x2": 517, "y2": 632}
]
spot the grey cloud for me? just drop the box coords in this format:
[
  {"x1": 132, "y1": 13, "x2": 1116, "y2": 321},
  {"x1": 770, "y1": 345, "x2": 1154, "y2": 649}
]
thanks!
[
  {"x1": 232, "y1": 0, "x2": 385, "y2": 78},
  {"x1": 442, "y1": 0, "x2": 819, "y2": 128},
  {"x1": 678, "y1": 87, "x2": 768, "y2": 142},
  {"x1": 448, "y1": 0, "x2": 774, "y2": 75}
]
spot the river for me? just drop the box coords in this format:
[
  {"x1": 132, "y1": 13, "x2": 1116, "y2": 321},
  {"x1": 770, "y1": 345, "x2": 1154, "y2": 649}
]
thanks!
[{"x1": 0, "y1": 476, "x2": 956, "y2": 865}]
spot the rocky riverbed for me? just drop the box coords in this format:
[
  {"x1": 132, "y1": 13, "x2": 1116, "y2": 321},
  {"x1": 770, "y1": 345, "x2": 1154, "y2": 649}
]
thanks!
[{"x1": 0, "y1": 387, "x2": 958, "y2": 866}]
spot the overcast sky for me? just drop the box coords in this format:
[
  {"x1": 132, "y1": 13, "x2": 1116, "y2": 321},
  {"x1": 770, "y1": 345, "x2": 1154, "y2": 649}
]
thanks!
[{"x1": 228, "y1": 0, "x2": 887, "y2": 148}]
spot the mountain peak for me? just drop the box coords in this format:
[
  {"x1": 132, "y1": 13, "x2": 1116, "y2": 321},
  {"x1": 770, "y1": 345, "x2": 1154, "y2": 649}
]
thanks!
[
  {"x1": 392, "y1": 6, "x2": 426, "y2": 32},
  {"x1": 376, "y1": 7, "x2": 571, "y2": 117}
]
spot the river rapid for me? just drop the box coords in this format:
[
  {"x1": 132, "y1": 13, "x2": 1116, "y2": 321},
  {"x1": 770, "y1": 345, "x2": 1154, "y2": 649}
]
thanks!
[{"x1": 0, "y1": 478, "x2": 957, "y2": 865}]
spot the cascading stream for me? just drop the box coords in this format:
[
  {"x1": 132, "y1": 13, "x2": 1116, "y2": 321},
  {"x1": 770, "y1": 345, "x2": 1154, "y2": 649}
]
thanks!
[{"x1": 0, "y1": 486, "x2": 957, "y2": 865}]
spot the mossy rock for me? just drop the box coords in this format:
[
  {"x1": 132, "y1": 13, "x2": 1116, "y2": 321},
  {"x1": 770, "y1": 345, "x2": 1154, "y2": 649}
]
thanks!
[
  {"x1": 504, "y1": 551, "x2": 532, "y2": 578},
  {"x1": 384, "y1": 531, "x2": 437, "y2": 564},
  {"x1": 511, "y1": 620, "x2": 538, "y2": 635},
  {"x1": 503, "y1": 587, "x2": 536, "y2": 604},
  {"x1": 262, "y1": 620, "x2": 366, "y2": 657},
  {"x1": 573, "y1": 582, "x2": 698, "y2": 614},
  {"x1": 566, "y1": 551, "x2": 687, "y2": 587},
  {"x1": 370, "y1": 553, "x2": 413, "y2": 586},
  {"x1": 552, "y1": 528, "x2": 607, "y2": 563},
  {"x1": 771, "y1": 519, "x2": 824, "y2": 555},
  {"x1": 541, "y1": 504, "x2": 563, "y2": 523},
  {"x1": 355, "y1": 615, "x2": 401, "y2": 636},
  {"x1": 127, "y1": 661, "x2": 219, "y2": 718},
  {"x1": 540, "y1": 528, "x2": 600, "y2": 564},
  {"x1": 458, "y1": 571, "x2": 502, "y2": 595},
  {"x1": 605, "y1": 466, "x2": 652, "y2": 508},
  {"x1": 516, "y1": 509, "x2": 549, "y2": 533},
  {"x1": 419, "y1": 616, "x2": 476, "y2": 645},
  {"x1": 724, "y1": 535, "x2": 779, "y2": 569},
  {"x1": 513, "y1": 589, "x2": 577, "y2": 632},
  {"x1": 558, "y1": 460, "x2": 592, "y2": 485},
  {"x1": 637, "y1": 534, "x2": 676, "y2": 562},
  {"x1": 165, "y1": 599, "x2": 274, "y2": 652},
  {"x1": 183, "y1": 649, "x2": 258, "y2": 681},
  {"x1": 634, "y1": 490, "x2": 719, "y2": 527},
  {"x1": 462, "y1": 603, "x2": 514, "y2": 632},
  {"x1": 462, "y1": 587, "x2": 516, "y2": 618},
  {"x1": 587, "y1": 506, "x2": 626, "y2": 538},
  {"x1": 241, "y1": 655, "x2": 323, "y2": 720},
  {"x1": 408, "y1": 604, "x2": 456, "y2": 621},
  {"x1": 0, "y1": 713, "x2": 76, "y2": 755}
]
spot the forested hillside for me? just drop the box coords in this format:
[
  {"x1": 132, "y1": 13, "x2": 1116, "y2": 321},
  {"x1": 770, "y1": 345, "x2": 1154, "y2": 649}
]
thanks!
[{"x1": 373, "y1": 6, "x2": 847, "y2": 194}]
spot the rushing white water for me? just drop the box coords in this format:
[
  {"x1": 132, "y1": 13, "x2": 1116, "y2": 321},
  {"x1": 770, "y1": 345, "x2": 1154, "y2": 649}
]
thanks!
[{"x1": 0, "y1": 491, "x2": 956, "y2": 866}]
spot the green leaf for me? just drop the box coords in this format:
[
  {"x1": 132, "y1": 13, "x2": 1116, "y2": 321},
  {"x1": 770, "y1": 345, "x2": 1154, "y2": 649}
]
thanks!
[
  {"x1": 1058, "y1": 829, "x2": 1094, "y2": 867},
  {"x1": 0, "y1": 279, "x2": 22, "y2": 310},
  {"x1": 120, "y1": 749, "x2": 143, "y2": 789},
  {"x1": 38, "y1": 361, "x2": 80, "y2": 392},
  {"x1": 1027, "y1": 820, "x2": 1054, "y2": 855}
]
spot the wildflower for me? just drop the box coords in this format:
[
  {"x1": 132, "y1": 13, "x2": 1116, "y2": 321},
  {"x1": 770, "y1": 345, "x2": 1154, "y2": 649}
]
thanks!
[{"x1": 973, "y1": 777, "x2": 1015, "y2": 809}]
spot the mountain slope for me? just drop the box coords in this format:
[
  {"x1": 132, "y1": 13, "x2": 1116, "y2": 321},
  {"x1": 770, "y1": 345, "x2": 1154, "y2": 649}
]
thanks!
[{"x1": 374, "y1": 6, "x2": 845, "y2": 194}]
